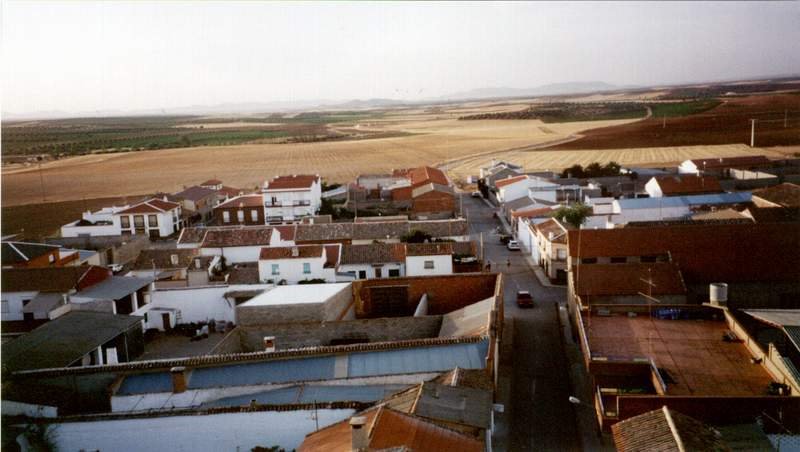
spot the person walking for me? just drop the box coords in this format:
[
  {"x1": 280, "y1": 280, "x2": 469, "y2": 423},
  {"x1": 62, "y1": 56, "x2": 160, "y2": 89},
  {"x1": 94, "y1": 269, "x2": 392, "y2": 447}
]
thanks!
[{"x1": 506, "y1": 258, "x2": 511, "y2": 268}]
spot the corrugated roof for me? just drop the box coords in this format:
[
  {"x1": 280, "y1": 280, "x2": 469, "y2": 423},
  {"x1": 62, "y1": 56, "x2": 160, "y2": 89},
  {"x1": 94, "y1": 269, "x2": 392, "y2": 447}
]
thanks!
[
  {"x1": 438, "y1": 297, "x2": 494, "y2": 338},
  {"x1": 412, "y1": 382, "x2": 493, "y2": 429},
  {"x1": 202, "y1": 384, "x2": 410, "y2": 408},
  {"x1": 1, "y1": 311, "x2": 143, "y2": 372},
  {"x1": 741, "y1": 309, "x2": 800, "y2": 327},
  {"x1": 347, "y1": 338, "x2": 489, "y2": 377},
  {"x1": 616, "y1": 192, "x2": 752, "y2": 209},
  {"x1": 76, "y1": 276, "x2": 154, "y2": 300}
]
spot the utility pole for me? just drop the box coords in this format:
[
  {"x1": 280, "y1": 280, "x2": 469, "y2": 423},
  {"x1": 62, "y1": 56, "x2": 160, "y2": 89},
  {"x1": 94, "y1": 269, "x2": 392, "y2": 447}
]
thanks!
[{"x1": 750, "y1": 119, "x2": 757, "y2": 148}]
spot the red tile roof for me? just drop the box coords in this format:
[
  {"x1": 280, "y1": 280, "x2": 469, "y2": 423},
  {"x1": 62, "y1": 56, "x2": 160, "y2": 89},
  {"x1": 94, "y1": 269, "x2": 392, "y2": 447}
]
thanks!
[
  {"x1": 612, "y1": 407, "x2": 729, "y2": 452},
  {"x1": 405, "y1": 242, "x2": 454, "y2": 256},
  {"x1": 274, "y1": 225, "x2": 297, "y2": 241},
  {"x1": 259, "y1": 245, "x2": 323, "y2": 260},
  {"x1": 391, "y1": 186, "x2": 413, "y2": 201},
  {"x1": 533, "y1": 218, "x2": 568, "y2": 243},
  {"x1": 690, "y1": 155, "x2": 771, "y2": 170},
  {"x1": 495, "y1": 175, "x2": 527, "y2": 188},
  {"x1": 511, "y1": 207, "x2": 553, "y2": 219},
  {"x1": 216, "y1": 185, "x2": 246, "y2": 198},
  {"x1": 324, "y1": 244, "x2": 340, "y2": 268},
  {"x1": 215, "y1": 194, "x2": 263, "y2": 209},
  {"x1": 651, "y1": 175, "x2": 723, "y2": 195},
  {"x1": 573, "y1": 262, "x2": 686, "y2": 297},
  {"x1": 201, "y1": 179, "x2": 223, "y2": 185},
  {"x1": 407, "y1": 166, "x2": 449, "y2": 187},
  {"x1": 116, "y1": 198, "x2": 180, "y2": 215},
  {"x1": 203, "y1": 227, "x2": 274, "y2": 247},
  {"x1": 299, "y1": 406, "x2": 483, "y2": 452},
  {"x1": 174, "y1": 185, "x2": 217, "y2": 202},
  {"x1": 567, "y1": 222, "x2": 800, "y2": 283},
  {"x1": 265, "y1": 175, "x2": 319, "y2": 190}
]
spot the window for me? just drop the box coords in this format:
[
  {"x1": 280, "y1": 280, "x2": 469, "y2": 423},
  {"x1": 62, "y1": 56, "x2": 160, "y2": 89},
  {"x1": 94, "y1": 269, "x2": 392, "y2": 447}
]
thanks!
[
  {"x1": 388, "y1": 269, "x2": 400, "y2": 277},
  {"x1": 303, "y1": 263, "x2": 311, "y2": 274},
  {"x1": 22, "y1": 299, "x2": 31, "y2": 307},
  {"x1": 375, "y1": 268, "x2": 383, "y2": 278},
  {"x1": 581, "y1": 257, "x2": 597, "y2": 264},
  {"x1": 358, "y1": 270, "x2": 367, "y2": 279},
  {"x1": 223, "y1": 211, "x2": 230, "y2": 223},
  {"x1": 610, "y1": 256, "x2": 627, "y2": 264},
  {"x1": 120, "y1": 216, "x2": 130, "y2": 228},
  {"x1": 237, "y1": 210, "x2": 245, "y2": 222},
  {"x1": 640, "y1": 255, "x2": 657, "y2": 263},
  {"x1": 556, "y1": 249, "x2": 567, "y2": 260},
  {"x1": 1, "y1": 300, "x2": 8, "y2": 313},
  {"x1": 133, "y1": 215, "x2": 145, "y2": 228},
  {"x1": 251, "y1": 209, "x2": 258, "y2": 222},
  {"x1": 424, "y1": 260, "x2": 435, "y2": 269},
  {"x1": 271, "y1": 264, "x2": 280, "y2": 275},
  {"x1": 148, "y1": 215, "x2": 158, "y2": 227}
]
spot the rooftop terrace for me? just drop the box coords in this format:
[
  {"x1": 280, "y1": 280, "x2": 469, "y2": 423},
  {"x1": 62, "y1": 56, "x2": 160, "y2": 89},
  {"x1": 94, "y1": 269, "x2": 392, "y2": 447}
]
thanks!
[{"x1": 583, "y1": 313, "x2": 774, "y2": 396}]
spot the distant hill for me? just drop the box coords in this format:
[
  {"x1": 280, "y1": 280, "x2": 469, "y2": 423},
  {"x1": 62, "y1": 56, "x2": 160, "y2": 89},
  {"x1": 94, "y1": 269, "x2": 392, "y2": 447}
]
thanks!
[{"x1": 436, "y1": 81, "x2": 635, "y2": 101}]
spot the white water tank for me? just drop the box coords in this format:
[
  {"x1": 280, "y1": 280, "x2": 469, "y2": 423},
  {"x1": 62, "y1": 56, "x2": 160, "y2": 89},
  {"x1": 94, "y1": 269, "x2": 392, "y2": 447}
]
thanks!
[{"x1": 710, "y1": 283, "x2": 728, "y2": 306}]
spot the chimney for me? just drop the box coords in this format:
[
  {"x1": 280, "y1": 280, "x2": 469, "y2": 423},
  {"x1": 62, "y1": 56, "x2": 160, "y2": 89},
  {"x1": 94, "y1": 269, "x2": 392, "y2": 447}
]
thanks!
[
  {"x1": 263, "y1": 336, "x2": 276, "y2": 352},
  {"x1": 170, "y1": 366, "x2": 187, "y2": 393},
  {"x1": 291, "y1": 247, "x2": 299, "y2": 257},
  {"x1": 709, "y1": 283, "x2": 728, "y2": 306},
  {"x1": 349, "y1": 416, "x2": 368, "y2": 452},
  {"x1": 194, "y1": 258, "x2": 201, "y2": 269},
  {"x1": 170, "y1": 254, "x2": 179, "y2": 266}
]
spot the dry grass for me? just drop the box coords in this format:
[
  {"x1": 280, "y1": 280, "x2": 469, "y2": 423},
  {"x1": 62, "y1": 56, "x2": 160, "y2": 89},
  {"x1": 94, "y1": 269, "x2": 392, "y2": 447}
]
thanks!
[{"x1": 1, "y1": 115, "x2": 637, "y2": 206}]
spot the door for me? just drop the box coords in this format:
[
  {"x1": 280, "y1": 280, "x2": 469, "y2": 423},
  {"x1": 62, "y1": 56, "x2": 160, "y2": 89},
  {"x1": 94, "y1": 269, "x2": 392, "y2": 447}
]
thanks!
[
  {"x1": 374, "y1": 268, "x2": 383, "y2": 278},
  {"x1": 162, "y1": 313, "x2": 172, "y2": 331}
]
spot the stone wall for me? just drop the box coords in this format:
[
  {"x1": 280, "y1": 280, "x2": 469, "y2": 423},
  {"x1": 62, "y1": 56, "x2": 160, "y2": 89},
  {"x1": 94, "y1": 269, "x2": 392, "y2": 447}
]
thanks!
[{"x1": 233, "y1": 315, "x2": 444, "y2": 352}]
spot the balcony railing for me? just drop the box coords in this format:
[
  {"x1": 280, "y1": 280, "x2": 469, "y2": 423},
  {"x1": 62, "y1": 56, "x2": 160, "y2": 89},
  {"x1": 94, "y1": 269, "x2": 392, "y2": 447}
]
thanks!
[{"x1": 265, "y1": 201, "x2": 311, "y2": 207}]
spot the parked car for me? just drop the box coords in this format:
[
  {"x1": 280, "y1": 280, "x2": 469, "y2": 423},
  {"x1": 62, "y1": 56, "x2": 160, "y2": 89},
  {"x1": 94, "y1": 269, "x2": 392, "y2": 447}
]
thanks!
[
  {"x1": 507, "y1": 240, "x2": 520, "y2": 251},
  {"x1": 499, "y1": 234, "x2": 512, "y2": 245},
  {"x1": 471, "y1": 191, "x2": 481, "y2": 198},
  {"x1": 516, "y1": 291, "x2": 534, "y2": 308}
]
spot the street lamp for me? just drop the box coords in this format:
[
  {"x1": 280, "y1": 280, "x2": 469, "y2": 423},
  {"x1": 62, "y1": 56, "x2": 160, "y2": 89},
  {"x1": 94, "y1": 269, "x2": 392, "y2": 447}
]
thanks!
[{"x1": 568, "y1": 396, "x2": 582, "y2": 405}]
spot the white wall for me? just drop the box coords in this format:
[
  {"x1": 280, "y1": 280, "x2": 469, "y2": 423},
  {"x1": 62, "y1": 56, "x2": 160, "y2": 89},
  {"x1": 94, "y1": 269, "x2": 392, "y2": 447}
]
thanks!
[
  {"x1": 338, "y1": 263, "x2": 405, "y2": 280},
  {"x1": 263, "y1": 181, "x2": 322, "y2": 221},
  {"x1": 45, "y1": 408, "x2": 355, "y2": 452},
  {"x1": 516, "y1": 218, "x2": 533, "y2": 252},
  {"x1": 258, "y1": 256, "x2": 333, "y2": 284},
  {"x1": 1, "y1": 291, "x2": 38, "y2": 321},
  {"x1": 150, "y1": 284, "x2": 272, "y2": 324},
  {"x1": 678, "y1": 160, "x2": 698, "y2": 174},
  {"x1": 61, "y1": 221, "x2": 121, "y2": 238},
  {"x1": 405, "y1": 255, "x2": 453, "y2": 276},
  {"x1": 644, "y1": 178, "x2": 664, "y2": 198},
  {"x1": 2, "y1": 400, "x2": 58, "y2": 419},
  {"x1": 200, "y1": 246, "x2": 262, "y2": 264},
  {"x1": 610, "y1": 203, "x2": 690, "y2": 225},
  {"x1": 116, "y1": 209, "x2": 180, "y2": 237},
  {"x1": 498, "y1": 179, "x2": 530, "y2": 204}
]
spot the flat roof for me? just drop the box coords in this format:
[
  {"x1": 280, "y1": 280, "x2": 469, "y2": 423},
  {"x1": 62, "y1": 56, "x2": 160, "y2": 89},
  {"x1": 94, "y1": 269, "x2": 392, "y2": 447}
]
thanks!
[
  {"x1": 241, "y1": 283, "x2": 351, "y2": 307},
  {"x1": 583, "y1": 314, "x2": 774, "y2": 396}
]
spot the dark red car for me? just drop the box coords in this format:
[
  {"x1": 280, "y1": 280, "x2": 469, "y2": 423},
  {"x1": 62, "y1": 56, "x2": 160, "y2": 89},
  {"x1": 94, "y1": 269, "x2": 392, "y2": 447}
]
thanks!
[{"x1": 516, "y1": 291, "x2": 534, "y2": 308}]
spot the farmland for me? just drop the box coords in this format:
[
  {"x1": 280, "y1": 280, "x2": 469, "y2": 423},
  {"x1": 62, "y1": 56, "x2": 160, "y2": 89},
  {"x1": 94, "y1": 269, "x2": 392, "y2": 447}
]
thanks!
[{"x1": 550, "y1": 93, "x2": 800, "y2": 150}]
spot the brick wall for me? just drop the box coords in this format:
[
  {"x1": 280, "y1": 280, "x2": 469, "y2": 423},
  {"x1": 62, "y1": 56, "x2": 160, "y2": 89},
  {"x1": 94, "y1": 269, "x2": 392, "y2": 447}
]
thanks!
[
  {"x1": 237, "y1": 302, "x2": 325, "y2": 326},
  {"x1": 233, "y1": 315, "x2": 444, "y2": 352},
  {"x1": 213, "y1": 206, "x2": 265, "y2": 226},
  {"x1": 354, "y1": 273, "x2": 499, "y2": 317},
  {"x1": 412, "y1": 191, "x2": 455, "y2": 216}
]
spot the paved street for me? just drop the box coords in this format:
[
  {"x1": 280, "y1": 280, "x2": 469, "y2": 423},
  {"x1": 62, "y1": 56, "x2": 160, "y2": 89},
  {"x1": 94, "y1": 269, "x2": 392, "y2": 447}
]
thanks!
[{"x1": 462, "y1": 193, "x2": 581, "y2": 451}]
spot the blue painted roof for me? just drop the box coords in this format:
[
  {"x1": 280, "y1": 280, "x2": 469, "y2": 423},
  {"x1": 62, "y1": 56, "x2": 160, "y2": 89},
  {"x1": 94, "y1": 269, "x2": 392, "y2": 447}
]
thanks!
[
  {"x1": 116, "y1": 339, "x2": 489, "y2": 394},
  {"x1": 117, "y1": 372, "x2": 173, "y2": 395},
  {"x1": 348, "y1": 339, "x2": 489, "y2": 377},
  {"x1": 617, "y1": 192, "x2": 751, "y2": 210},
  {"x1": 201, "y1": 384, "x2": 410, "y2": 408},
  {"x1": 188, "y1": 356, "x2": 336, "y2": 389}
]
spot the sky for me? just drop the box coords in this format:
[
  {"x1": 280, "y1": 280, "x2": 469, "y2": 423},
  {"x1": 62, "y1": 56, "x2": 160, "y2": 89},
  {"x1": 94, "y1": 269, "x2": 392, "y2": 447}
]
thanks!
[{"x1": 3, "y1": 1, "x2": 799, "y2": 115}]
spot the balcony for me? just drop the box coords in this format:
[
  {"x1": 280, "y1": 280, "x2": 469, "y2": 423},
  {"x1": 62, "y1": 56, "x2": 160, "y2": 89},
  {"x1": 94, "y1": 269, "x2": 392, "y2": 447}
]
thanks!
[{"x1": 264, "y1": 201, "x2": 311, "y2": 207}]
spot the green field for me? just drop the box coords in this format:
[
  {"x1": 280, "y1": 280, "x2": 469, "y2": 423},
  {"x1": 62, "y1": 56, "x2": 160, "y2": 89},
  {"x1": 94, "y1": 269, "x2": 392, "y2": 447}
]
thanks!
[{"x1": 649, "y1": 99, "x2": 722, "y2": 118}]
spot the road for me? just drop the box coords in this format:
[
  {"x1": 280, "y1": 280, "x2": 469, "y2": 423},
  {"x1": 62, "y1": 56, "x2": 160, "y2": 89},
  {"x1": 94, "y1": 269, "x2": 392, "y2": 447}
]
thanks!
[{"x1": 461, "y1": 193, "x2": 581, "y2": 451}]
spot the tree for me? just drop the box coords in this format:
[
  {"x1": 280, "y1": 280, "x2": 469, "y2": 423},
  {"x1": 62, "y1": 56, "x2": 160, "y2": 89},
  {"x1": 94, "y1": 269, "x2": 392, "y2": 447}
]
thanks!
[
  {"x1": 401, "y1": 229, "x2": 432, "y2": 243},
  {"x1": 560, "y1": 164, "x2": 584, "y2": 179},
  {"x1": 551, "y1": 203, "x2": 592, "y2": 228}
]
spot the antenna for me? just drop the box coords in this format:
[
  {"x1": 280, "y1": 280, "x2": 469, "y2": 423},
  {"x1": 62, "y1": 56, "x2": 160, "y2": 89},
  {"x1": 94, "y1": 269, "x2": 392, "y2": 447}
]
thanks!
[{"x1": 750, "y1": 118, "x2": 757, "y2": 147}]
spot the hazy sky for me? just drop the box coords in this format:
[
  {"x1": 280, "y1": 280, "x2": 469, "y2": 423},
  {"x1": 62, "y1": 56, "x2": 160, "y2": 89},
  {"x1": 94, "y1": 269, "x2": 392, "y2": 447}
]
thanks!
[{"x1": 3, "y1": 1, "x2": 799, "y2": 114}]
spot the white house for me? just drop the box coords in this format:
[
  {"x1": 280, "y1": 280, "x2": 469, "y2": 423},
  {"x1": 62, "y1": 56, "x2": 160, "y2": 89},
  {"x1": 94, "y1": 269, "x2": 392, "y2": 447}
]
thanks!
[
  {"x1": 262, "y1": 175, "x2": 322, "y2": 222},
  {"x1": 178, "y1": 226, "x2": 294, "y2": 264},
  {"x1": 148, "y1": 283, "x2": 273, "y2": 325},
  {"x1": 114, "y1": 198, "x2": 183, "y2": 238},
  {"x1": 678, "y1": 155, "x2": 771, "y2": 176},
  {"x1": 338, "y1": 243, "x2": 406, "y2": 280},
  {"x1": 60, "y1": 206, "x2": 130, "y2": 237},
  {"x1": 609, "y1": 192, "x2": 753, "y2": 226},
  {"x1": 494, "y1": 175, "x2": 530, "y2": 204},
  {"x1": 258, "y1": 245, "x2": 340, "y2": 284},
  {"x1": 644, "y1": 175, "x2": 723, "y2": 198},
  {"x1": 404, "y1": 243, "x2": 454, "y2": 276}
]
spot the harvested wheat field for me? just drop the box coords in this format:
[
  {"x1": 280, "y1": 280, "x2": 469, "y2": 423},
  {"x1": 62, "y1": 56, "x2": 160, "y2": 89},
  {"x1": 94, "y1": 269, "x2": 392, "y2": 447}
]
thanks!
[
  {"x1": 445, "y1": 143, "x2": 799, "y2": 180},
  {"x1": 1, "y1": 116, "x2": 637, "y2": 206}
]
